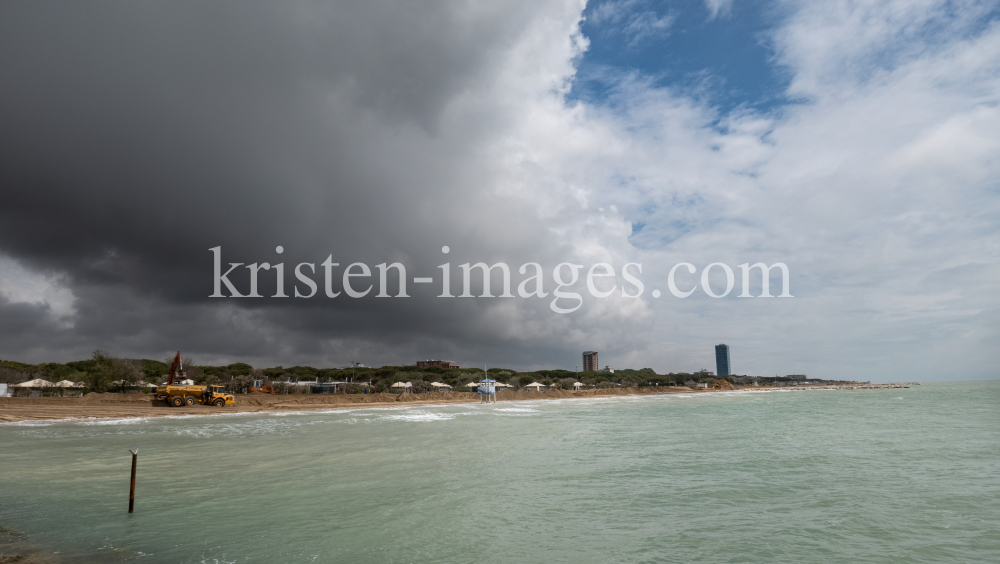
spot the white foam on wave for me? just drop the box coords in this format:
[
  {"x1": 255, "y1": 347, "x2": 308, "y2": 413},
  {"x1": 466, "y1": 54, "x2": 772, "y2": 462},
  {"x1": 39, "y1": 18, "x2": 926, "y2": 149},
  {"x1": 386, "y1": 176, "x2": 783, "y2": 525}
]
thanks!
[
  {"x1": 493, "y1": 407, "x2": 540, "y2": 413},
  {"x1": 5, "y1": 419, "x2": 58, "y2": 426},
  {"x1": 77, "y1": 417, "x2": 149, "y2": 426},
  {"x1": 381, "y1": 410, "x2": 456, "y2": 422}
]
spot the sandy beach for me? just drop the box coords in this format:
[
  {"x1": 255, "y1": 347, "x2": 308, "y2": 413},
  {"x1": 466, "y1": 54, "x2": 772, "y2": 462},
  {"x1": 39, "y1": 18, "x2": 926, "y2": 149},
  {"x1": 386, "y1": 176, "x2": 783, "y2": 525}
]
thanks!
[
  {"x1": 0, "y1": 387, "x2": 695, "y2": 423},
  {"x1": 0, "y1": 383, "x2": 913, "y2": 423}
]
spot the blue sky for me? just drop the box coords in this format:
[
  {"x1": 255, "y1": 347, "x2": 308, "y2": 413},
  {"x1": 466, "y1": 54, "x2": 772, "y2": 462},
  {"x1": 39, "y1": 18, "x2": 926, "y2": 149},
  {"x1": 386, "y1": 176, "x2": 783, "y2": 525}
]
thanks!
[{"x1": 573, "y1": 0, "x2": 791, "y2": 113}]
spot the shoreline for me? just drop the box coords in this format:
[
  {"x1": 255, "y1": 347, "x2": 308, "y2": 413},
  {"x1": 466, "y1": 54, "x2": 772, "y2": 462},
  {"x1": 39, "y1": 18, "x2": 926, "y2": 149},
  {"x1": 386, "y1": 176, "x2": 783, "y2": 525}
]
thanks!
[{"x1": 0, "y1": 383, "x2": 913, "y2": 424}]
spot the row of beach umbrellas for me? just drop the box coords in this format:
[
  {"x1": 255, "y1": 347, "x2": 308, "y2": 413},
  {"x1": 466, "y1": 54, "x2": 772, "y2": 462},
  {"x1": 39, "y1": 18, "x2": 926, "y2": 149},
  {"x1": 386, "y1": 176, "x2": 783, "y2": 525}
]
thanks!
[
  {"x1": 16, "y1": 378, "x2": 587, "y2": 391},
  {"x1": 389, "y1": 381, "x2": 462, "y2": 390},
  {"x1": 15, "y1": 379, "x2": 157, "y2": 388},
  {"x1": 389, "y1": 381, "x2": 583, "y2": 391},
  {"x1": 14, "y1": 378, "x2": 85, "y2": 388},
  {"x1": 523, "y1": 382, "x2": 585, "y2": 390}
]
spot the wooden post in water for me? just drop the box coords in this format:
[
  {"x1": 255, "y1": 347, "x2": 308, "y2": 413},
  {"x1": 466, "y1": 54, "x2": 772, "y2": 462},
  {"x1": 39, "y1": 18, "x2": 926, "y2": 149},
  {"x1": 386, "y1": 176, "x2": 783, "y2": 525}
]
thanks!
[{"x1": 128, "y1": 449, "x2": 138, "y2": 513}]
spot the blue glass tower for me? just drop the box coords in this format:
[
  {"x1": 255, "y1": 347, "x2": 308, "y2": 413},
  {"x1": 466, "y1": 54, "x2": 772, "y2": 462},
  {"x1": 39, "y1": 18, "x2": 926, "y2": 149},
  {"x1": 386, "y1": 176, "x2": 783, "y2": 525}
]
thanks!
[{"x1": 715, "y1": 344, "x2": 731, "y2": 376}]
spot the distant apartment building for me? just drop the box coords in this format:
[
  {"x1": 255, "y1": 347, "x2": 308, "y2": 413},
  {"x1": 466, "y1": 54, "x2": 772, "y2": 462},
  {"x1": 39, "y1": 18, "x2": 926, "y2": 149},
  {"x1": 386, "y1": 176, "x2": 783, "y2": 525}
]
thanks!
[
  {"x1": 582, "y1": 351, "x2": 598, "y2": 372},
  {"x1": 715, "y1": 344, "x2": 731, "y2": 376},
  {"x1": 416, "y1": 359, "x2": 460, "y2": 369}
]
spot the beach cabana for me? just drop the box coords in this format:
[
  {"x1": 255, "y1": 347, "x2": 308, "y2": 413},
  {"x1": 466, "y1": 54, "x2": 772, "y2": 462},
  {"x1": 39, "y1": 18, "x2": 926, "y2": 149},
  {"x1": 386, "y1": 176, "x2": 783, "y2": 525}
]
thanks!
[
  {"x1": 465, "y1": 382, "x2": 479, "y2": 389},
  {"x1": 572, "y1": 382, "x2": 584, "y2": 390},
  {"x1": 430, "y1": 382, "x2": 452, "y2": 392},
  {"x1": 54, "y1": 380, "x2": 84, "y2": 388},
  {"x1": 54, "y1": 380, "x2": 86, "y2": 397},
  {"x1": 14, "y1": 378, "x2": 55, "y2": 397},
  {"x1": 390, "y1": 381, "x2": 408, "y2": 393},
  {"x1": 524, "y1": 382, "x2": 546, "y2": 391},
  {"x1": 16, "y1": 378, "x2": 54, "y2": 387},
  {"x1": 312, "y1": 381, "x2": 349, "y2": 394}
]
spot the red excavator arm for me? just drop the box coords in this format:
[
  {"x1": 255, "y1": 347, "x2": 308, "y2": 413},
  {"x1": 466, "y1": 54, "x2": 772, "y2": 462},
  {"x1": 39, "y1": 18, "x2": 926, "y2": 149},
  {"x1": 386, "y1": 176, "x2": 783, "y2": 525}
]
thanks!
[{"x1": 167, "y1": 351, "x2": 183, "y2": 385}]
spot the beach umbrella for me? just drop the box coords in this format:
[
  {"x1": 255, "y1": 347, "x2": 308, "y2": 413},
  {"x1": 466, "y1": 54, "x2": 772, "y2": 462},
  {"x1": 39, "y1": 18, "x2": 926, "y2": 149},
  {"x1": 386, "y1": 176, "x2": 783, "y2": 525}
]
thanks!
[
  {"x1": 390, "y1": 382, "x2": 407, "y2": 388},
  {"x1": 524, "y1": 382, "x2": 546, "y2": 391},
  {"x1": 16, "y1": 379, "x2": 55, "y2": 388},
  {"x1": 54, "y1": 380, "x2": 84, "y2": 388}
]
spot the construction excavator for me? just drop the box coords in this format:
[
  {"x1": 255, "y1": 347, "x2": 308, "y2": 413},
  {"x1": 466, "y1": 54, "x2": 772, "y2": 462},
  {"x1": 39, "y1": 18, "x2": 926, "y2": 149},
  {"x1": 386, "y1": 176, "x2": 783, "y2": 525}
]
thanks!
[
  {"x1": 249, "y1": 380, "x2": 277, "y2": 394},
  {"x1": 154, "y1": 351, "x2": 235, "y2": 407}
]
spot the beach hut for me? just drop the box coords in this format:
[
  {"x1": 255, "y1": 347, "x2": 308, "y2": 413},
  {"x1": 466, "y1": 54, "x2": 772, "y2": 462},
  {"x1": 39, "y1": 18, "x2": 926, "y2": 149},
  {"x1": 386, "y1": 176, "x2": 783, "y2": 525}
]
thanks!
[
  {"x1": 524, "y1": 382, "x2": 546, "y2": 391},
  {"x1": 54, "y1": 380, "x2": 86, "y2": 397},
  {"x1": 312, "y1": 381, "x2": 349, "y2": 394},
  {"x1": 17, "y1": 378, "x2": 54, "y2": 388},
  {"x1": 430, "y1": 382, "x2": 452, "y2": 392},
  {"x1": 572, "y1": 382, "x2": 584, "y2": 390},
  {"x1": 54, "y1": 380, "x2": 84, "y2": 388},
  {"x1": 14, "y1": 378, "x2": 55, "y2": 397}
]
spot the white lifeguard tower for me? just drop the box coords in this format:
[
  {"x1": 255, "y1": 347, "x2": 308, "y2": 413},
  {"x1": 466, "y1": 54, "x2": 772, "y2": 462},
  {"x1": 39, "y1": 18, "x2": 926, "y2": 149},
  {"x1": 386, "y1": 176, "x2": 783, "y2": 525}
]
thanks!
[
  {"x1": 477, "y1": 378, "x2": 497, "y2": 403},
  {"x1": 477, "y1": 367, "x2": 498, "y2": 403}
]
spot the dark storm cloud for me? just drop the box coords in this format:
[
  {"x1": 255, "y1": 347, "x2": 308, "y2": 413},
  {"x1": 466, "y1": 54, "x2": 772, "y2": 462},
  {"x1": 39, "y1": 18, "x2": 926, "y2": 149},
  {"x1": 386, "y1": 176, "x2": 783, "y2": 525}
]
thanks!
[
  {"x1": 8, "y1": 1, "x2": 993, "y2": 382},
  {"x1": 0, "y1": 0, "x2": 579, "y2": 367}
]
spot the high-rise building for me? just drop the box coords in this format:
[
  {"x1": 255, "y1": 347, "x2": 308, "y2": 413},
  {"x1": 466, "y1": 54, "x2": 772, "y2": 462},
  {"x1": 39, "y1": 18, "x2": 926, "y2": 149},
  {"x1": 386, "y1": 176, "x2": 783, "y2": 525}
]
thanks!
[
  {"x1": 582, "y1": 351, "x2": 598, "y2": 372},
  {"x1": 715, "y1": 344, "x2": 731, "y2": 376}
]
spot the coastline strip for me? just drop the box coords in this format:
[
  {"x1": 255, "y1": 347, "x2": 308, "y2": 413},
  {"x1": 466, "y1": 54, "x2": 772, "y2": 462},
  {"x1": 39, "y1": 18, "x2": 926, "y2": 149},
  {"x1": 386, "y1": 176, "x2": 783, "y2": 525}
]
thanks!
[{"x1": 0, "y1": 384, "x2": 913, "y2": 424}]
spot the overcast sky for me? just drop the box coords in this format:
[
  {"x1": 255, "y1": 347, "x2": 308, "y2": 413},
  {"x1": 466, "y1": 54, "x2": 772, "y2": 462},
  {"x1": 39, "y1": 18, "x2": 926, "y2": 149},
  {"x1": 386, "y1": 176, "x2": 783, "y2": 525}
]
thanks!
[{"x1": 1, "y1": 0, "x2": 997, "y2": 381}]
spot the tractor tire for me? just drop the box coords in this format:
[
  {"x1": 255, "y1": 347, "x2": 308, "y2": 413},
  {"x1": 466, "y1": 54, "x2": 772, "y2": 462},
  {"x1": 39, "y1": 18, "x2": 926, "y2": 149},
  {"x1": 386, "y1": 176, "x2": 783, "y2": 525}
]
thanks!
[
  {"x1": 184, "y1": 396, "x2": 196, "y2": 406},
  {"x1": 170, "y1": 396, "x2": 184, "y2": 407},
  {"x1": 213, "y1": 398, "x2": 226, "y2": 407}
]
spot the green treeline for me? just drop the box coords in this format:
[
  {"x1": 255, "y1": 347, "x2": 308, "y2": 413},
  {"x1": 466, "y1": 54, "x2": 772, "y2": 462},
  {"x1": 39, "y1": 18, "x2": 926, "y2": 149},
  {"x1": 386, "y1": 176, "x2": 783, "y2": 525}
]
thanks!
[{"x1": 1, "y1": 353, "x2": 845, "y2": 395}]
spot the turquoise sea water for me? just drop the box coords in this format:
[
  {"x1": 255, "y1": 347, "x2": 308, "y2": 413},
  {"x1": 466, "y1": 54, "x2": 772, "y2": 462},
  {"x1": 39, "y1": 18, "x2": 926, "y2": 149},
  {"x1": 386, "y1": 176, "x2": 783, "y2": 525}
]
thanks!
[{"x1": 1, "y1": 381, "x2": 998, "y2": 563}]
